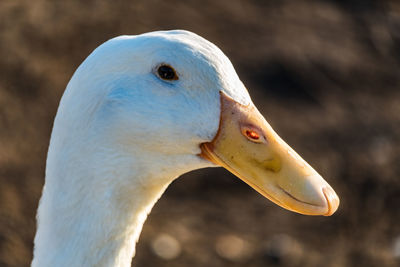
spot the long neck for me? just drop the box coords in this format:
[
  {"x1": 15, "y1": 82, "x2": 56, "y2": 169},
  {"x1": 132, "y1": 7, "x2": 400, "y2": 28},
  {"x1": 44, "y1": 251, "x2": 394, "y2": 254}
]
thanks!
[
  {"x1": 32, "y1": 77, "x2": 213, "y2": 266},
  {"x1": 32, "y1": 140, "x2": 177, "y2": 267}
]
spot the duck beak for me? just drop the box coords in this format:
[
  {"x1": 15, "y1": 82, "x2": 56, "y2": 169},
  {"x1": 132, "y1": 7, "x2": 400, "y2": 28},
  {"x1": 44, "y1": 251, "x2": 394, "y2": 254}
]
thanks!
[{"x1": 200, "y1": 91, "x2": 339, "y2": 216}]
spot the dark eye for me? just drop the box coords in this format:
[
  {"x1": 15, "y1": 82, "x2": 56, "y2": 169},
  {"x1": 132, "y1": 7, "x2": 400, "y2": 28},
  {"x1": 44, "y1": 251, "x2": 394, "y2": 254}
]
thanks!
[{"x1": 157, "y1": 64, "x2": 178, "y2": 81}]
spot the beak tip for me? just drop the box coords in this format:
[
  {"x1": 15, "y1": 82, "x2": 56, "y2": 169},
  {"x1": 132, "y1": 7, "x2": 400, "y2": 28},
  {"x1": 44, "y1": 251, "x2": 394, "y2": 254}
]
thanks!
[{"x1": 322, "y1": 186, "x2": 340, "y2": 216}]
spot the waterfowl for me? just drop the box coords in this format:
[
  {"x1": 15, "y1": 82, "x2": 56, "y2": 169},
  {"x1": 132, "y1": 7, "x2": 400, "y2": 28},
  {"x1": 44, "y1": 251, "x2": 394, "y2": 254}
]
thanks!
[{"x1": 32, "y1": 30, "x2": 339, "y2": 267}]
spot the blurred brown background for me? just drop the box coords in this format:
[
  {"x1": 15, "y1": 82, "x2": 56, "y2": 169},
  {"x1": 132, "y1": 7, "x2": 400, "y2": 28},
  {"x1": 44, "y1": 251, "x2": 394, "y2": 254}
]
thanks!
[{"x1": 1, "y1": 0, "x2": 400, "y2": 266}]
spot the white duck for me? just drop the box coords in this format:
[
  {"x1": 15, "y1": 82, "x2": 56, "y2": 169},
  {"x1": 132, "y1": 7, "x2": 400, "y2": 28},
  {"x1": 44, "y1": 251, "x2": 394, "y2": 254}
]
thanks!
[{"x1": 32, "y1": 30, "x2": 339, "y2": 267}]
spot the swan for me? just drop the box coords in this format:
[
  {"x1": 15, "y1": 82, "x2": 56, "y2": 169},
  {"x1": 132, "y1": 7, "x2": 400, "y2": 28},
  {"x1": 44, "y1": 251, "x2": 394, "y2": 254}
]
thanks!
[{"x1": 32, "y1": 30, "x2": 339, "y2": 267}]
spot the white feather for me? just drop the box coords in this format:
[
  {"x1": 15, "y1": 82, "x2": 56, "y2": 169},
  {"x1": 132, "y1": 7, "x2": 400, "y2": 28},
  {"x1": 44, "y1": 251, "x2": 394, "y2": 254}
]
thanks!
[{"x1": 32, "y1": 30, "x2": 252, "y2": 267}]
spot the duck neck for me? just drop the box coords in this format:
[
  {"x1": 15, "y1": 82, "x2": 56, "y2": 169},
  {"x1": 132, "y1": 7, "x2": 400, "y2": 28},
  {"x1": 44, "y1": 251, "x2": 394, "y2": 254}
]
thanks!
[{"x1": 32, "y1": 145, "x2": 179, "y2": 267}]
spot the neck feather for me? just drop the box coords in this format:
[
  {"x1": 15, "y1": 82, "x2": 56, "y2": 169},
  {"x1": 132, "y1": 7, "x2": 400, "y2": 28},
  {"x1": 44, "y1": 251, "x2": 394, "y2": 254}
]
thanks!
[
  {"x1": 31, "y1": 135, "x2": 207, "y2": 267},
  {"x1": 32, "y1": 155, "x2": 171, "y2": 266}
]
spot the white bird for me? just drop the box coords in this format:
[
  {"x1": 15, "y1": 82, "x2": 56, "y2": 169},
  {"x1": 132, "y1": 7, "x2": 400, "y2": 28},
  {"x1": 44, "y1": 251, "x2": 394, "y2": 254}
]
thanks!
[{"x1": 31, "y1": 30, "x2": 339, "y2": 267}]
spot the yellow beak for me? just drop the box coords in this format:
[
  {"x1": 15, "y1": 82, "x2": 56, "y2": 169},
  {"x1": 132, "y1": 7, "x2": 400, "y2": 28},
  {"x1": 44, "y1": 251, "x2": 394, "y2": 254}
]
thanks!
[{"x1": 200, "y1": 92, "x2": 339, "y2": 216}]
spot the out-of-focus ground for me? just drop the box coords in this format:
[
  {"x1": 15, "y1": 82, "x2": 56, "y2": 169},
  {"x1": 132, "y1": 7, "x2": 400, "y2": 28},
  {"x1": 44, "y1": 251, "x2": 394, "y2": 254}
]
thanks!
[{"x1": 1, "y1": 0, "x2": 400, "y2": 266}]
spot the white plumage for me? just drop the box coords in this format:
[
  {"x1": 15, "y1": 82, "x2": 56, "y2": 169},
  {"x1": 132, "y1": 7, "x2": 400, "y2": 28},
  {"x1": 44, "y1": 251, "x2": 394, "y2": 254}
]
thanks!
[{"x1": 32, "y1": 30, "x2": 251, "y2": 267}]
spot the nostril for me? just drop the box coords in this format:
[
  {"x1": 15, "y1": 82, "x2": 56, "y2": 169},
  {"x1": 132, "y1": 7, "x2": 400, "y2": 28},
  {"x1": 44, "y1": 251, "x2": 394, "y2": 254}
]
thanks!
[
  {"x1": 240, "y1": 125, "x2": 266, "y2": 144},
  {"x1": 322, "y1": 186, "x2": 340, "y2": 216}
]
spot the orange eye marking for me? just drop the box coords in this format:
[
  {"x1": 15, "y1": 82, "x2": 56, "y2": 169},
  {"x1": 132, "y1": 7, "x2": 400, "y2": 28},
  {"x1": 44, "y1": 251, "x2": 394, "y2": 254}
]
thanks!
[{"x1": 246, "y1": 130, "x2": 259, "y2": 140}]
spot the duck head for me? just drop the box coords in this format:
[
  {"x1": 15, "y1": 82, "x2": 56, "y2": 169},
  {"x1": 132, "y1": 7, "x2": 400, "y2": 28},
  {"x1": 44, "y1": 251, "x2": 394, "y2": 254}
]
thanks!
[{"x1": 63, "y1": 30, "x2": 339, "y2": 216}]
